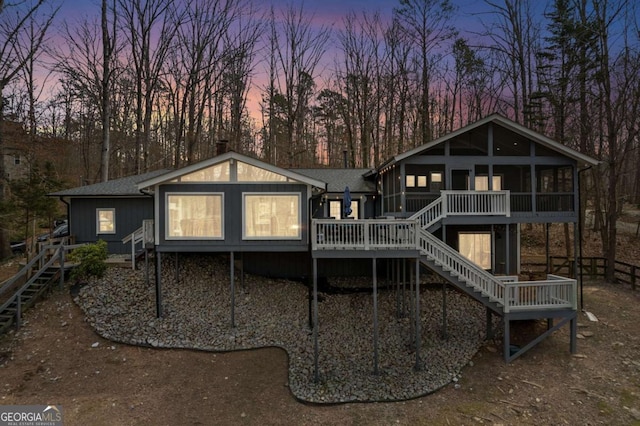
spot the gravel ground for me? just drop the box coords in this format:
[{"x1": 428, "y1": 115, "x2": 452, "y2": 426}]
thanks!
[{"x1": 75, "y1": 253, "x2": 492, "y2": 403}]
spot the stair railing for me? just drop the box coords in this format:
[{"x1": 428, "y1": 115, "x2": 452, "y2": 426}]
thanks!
[
  {"x1": 409, "y1": 197, "x2": 444, "y2": 229},
  {"x1": 418, "y1": 228, "x2": 505, "y2": 304}
]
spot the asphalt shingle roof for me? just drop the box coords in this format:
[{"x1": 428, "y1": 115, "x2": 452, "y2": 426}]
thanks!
[
  {"x1": 292, "y1": 168, "x2": 376, "y2": 193},
  {"x1": 50, "y1": 169, "x2": 170, "y2": 197}
]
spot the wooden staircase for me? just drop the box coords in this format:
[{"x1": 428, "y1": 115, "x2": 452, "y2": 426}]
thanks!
[
  {"x1": 0, "y1": 242, "x2": 78, "y2": 335},
  {"x1": 409, "y1": 193, "x2": 578, "y2": 361}
]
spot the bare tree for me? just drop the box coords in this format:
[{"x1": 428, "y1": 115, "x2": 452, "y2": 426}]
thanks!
[
  {"x1": 395, "y1": 0, "x2": 456, "y2": 145},
  {"x1": 54, "y1": 0, "x2": 118, "y2": 182},
  {"x1": 269, "y1": 3, "x2": 329, "y2": 167},
  {"x1": 0, "y1": 0, "x2": 56, "y2": 257},
  {"x1": 118, "y1": 0, "x2": 180, "y2": 173}
]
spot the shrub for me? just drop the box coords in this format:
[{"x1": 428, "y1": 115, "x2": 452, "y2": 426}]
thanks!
[{"x1": 68, "y1": 240, "x2": 108, "y2": 282}]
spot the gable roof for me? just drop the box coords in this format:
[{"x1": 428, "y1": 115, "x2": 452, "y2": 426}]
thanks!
[
  {"x1": 136, "y1": 151, "x2": 327, "y2": 190},
  {"x1": 293, "y1": 168, "x2": 376, "y2": 193},
  {"x1": 379, "y1": 113, "x2": 600, "y2": 169},
  {"x1": 50, "y1": 169, "x2": 170, "y2": 197}
]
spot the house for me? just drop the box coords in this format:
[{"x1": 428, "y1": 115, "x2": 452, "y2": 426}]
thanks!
[
  {"x1": 53, "y1": 113, "x2": 599, "y2": 367},
  {"x1": 50, "y1": 169, "x2": 167, "y2": 254}
]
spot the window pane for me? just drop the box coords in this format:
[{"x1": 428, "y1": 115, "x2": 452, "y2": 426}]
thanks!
[
  {"x1": 458, "y1": 233, "x2": 491, "y2": 269},
  {"x1": 97, "y1": 209, "x2": 115, "y2": 234},
  {"x1": 329, "y1": 200, "x2": 341, "y2": 219},
  {"x1": 406, "y1": 175, "x2": 415, "y2": 188},
  {"x1": 244, "y1": 194, "x2": 300, "y2": 238},
  {"x1": 238, "y1": 162, "x2": 287, "y2": 182},
  {"x1": 179, "y1": 162, "x2": 230, "y2": 182},
  {"x1": 167, "y1": 194, "x2": 223, "y2": 238},
  {"x1": 417, "y1": 176, "x2": 427, "y2": 187},
  {"x1": 431, "y1": 172, "x2": 442, "y2": 183}
]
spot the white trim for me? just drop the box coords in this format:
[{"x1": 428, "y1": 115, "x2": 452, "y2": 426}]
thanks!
[
  {"x1": 137, "y1": 151, "x2": 326, "y2": 190},
  {"x1": 96, "y1": 208, "x2": 116, "y2": 235},
  {"x1": 242, "y1": 192, "x2": 302, "y2": 240},
  {"x1": 381, "y1": 113, "x2": 599, "y2": 169},
  {"x1": 164, "y1": 192, "x2": 225, "y2": 240}
]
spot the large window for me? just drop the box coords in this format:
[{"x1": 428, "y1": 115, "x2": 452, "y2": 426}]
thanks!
[
  {"x1": 167, "y1": 193, "x2": 223, "y2": 239},
  {"x1": 458, "y1": 232, "x2": 491, "y2": 270},
  {"x1": 243, "y1": 193, "x2": 301, "y2": 239},
  {"x1": 97, "y1": 208, "x2": 115, "y2": 234}
]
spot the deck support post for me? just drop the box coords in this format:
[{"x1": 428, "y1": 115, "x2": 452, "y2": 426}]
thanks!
[
  {"x1": 240, "y1": 252, "x2": 245, "y2": 290},
  {"x1": 395, "y1": 259, "x2": 401, "y2": 318},
  {"x1": 144, "y1": 248, "x2": 149, "y2": 287},
  {"x1": 402, "y1": 259, "x2": 407, "y2": 317},
  {"x1": 373, "y1": 257, "x2": 379, "y2": 375},
  {"x1": 570, "y1": 315, "x2": 577, "y2": 354},
  {"x1": 313, "y1": 258, "x2": 319, "y2": 382},
  {"x1": 441, "y1": 282, "x2": 448, "y2": 339},
  {"x1": 486, "y1": 308, "x2": 494, "y2": 339},
  {"x1": 175, "y1": 252, "x2": 179, "y2": 283},
  {"x1": 155, "y1": 251, "x2": 163, "y2": 318},
  {"x1": 230, "y1": 251, "x2": 235, "y2": 328},
  {"x1": 59, "y1": 247, "x2": 65, "y2": 290},
  {"x1": 414, "y1": 258, "x2": 422, "y2": 371},
  {"x1": 409, "y1": 260, "x2": 415, "y2": 342},
  {"x1": 505, "y1": 223, "x2": 510, "y2": 274},
  {"x1": 545, "y1": 223, "x2": 550, "y2": 273},
  {"x1": 503, "y1": 315, "x2": 510, "y2": 362}
]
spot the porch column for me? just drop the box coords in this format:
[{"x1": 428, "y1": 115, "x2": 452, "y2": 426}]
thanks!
[
  {"x1": 503, "y1": 316, "x2": 510, "y2": 362},
  {"x1": 505, "y1": 224, "x2": 510, "y2": 275},
  {"x1": 230, "y1": 251, "x2": 235, "y2": 328},
  {"x1": 155, "y1": 251, "x2": 163, "y2": 318},
  {"x1": 313, "y1": 258, "x2": 319, "y2": 382},
  {"x1": 373, "y1": 257, "x2": 379, "y2": 375},
  {"x1": 573, "y1": 222, "x2": 579, "y2": 281}
]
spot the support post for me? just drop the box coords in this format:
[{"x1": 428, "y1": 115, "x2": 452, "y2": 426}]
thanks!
[
  {"x1": 175, "y1": 252, "x2": 179, "y2": 283},
  {"x1": 155, "y1": 251, "x2": 163, "y2": 318},
  {"x1": 145, "y1": 249, "x2": 149, "y2": 287},
  {"x1": 16, "y1": 294, "x2": 22, "y2": 330},
  {"x1": 373, "y1": 257, "x2": 379, "y2": 375},
  {"x1": 230, "y1": 252, "x2": 235, "y2": 328},
  {"x1": 313, "y1": 258, "x2": 319, "y2": 382},
  {"x1": 441, "y1": 282, "x2": 448, "y2": 339},
  {"x1": 505, "y1": 223, "x2": 510, "y2": 274},
  {"x1": 240, "y1": 252, "x2": 245, "y2": 290},
  {"x1": 59, "y1": 247, "x2": 65, "y2": 290},
  {"x1": 414, "y1": 258, "x2": 422, "y2": 371},
  {"x1": 570, "y1": 315, "x2": 577, "y2": 354},
  {"x1": 503, "y1": 316, "x2": 510, "y2": 362},
  {"x1": 486, "y1": 308, "x2": 493, "y2": 339}
]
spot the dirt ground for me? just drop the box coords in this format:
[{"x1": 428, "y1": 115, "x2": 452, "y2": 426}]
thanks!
[{"x1": 0, "y1": 277, "x2": 638, "y2": 425}]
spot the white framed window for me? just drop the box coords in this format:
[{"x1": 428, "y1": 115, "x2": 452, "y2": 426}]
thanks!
[
  {"x1": 475, "y1": 175, "x2": 503, "y2": 191},
  {"x1": 243, "y1": 193, "x2": 301, "y2": 239},
  {"x1": 458, "y1": 232, "x2": 491, "y2": 269},
  {"x1": 166, "y1": 193, "x2": 223, "y2": 239},
  {"x1": 97, "y1": 208, "x2": 116, "y2": 234},
  {"x1": 329, "y1": 199, "x2": 359, "y2": 220}
]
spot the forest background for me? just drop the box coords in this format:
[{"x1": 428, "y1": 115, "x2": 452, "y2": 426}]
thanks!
[{"x1": 0, "y1": 0, "x2": 638, "y2": 277}]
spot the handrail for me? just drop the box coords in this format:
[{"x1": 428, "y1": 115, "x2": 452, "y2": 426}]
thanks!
[
  {"x1": 0, "y1": 245, "x2": 61, "y2": 313},
  {"x1": 409, "y1": 190, "x2": 510, "y2": 229},
  {"x1": 409, "y1": 197, "x2": 443, "y2": 229},
  {"x1": 418, "y1": 228, "x2": 506, "y2": 304},
  {"x1": 503, "y1": 275, "x2": 576, "y2": 312}
]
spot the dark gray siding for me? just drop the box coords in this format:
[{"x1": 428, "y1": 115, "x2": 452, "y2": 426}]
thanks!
[
  {"x1": 69, "y1": 196, "x2": 154, "y2": 254},
  {"x1": 157, "y1": 183, "x2": 310, "y2": 252}
]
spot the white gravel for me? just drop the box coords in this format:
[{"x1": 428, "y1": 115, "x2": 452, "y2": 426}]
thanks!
[{"x1": 75, "y1": 254, "x2": 492, "y2": 403}]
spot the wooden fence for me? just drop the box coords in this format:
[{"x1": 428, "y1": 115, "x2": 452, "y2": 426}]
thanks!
[{"x1": 549, "y1": 256, "x2": 639, "y2": 290}]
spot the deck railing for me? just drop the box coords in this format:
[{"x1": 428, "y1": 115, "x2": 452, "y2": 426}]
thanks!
[
  {"x1": 503, "y1": 275, "x2": 577, "y2": 312},
  {"x1": 410, "y1": 190, "x2": 510, "y2": 228},
  {"x1": 418, "y1": 229, "x2": 576, "y2": 312},
  {"x1": 312, "y1": 219, "x2": 419, "y2": 251},
  {"x1": 122, "y1": 219, "x2": 154, "y2": 269}
]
